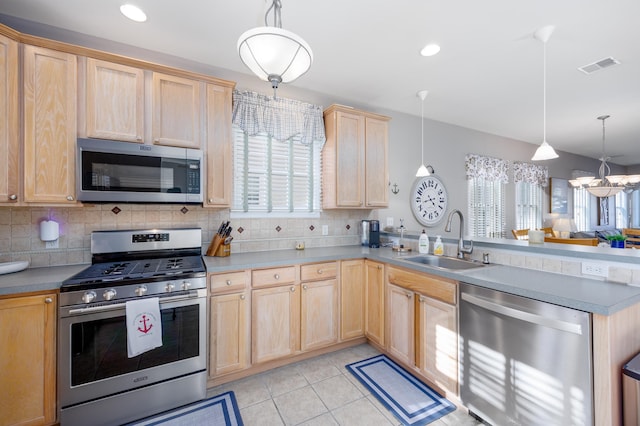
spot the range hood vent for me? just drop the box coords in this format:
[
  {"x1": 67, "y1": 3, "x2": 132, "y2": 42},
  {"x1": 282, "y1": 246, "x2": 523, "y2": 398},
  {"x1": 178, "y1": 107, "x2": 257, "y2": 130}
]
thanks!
[{"x1": 578, "y1": 57, "x2": 620, "y2": 74}]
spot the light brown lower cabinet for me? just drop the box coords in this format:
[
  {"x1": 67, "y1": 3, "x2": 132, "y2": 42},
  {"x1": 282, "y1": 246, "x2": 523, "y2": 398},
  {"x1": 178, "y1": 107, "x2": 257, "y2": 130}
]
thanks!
[
  {"x1": 386, "y1": 266, "x2": 458, "y2": 395},
  {"x1": 209, "y1": 291, "x2": 250, "y2": 376},
  {"x1": 301, "y1": 278, "x2": 339, "y2": 351},
  {"x1": 365, "y1": 260, "x2": 385, "y2": 346},
  {"x1": 0, "y1": 292, "x2": 57, "y2": 426},
  {"x1": 252, "y1": 284, "x2": 301, "y2": 364},
  {"x1": 340, "y1": 259, "x2": 365, "y2": 340}
]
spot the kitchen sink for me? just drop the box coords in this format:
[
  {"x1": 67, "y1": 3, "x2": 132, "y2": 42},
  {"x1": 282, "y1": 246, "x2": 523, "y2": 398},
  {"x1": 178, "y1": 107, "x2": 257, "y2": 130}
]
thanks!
[{"x1": 400, "y1": 254, "x2": 489, "y2": 271}]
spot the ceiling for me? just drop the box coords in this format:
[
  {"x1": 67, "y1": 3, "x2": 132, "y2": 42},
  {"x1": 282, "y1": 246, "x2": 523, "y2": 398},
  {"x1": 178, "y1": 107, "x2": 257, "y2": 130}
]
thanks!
[{"x1": 2, "y1": 0, "x2": 640, "y2": 165}]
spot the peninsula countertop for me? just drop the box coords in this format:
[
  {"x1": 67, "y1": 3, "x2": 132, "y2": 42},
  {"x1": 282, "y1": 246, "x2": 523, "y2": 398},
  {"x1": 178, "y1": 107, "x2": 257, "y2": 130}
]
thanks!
[{"x1": 2, "y1": 245, "x2": 640, "y2": 316}]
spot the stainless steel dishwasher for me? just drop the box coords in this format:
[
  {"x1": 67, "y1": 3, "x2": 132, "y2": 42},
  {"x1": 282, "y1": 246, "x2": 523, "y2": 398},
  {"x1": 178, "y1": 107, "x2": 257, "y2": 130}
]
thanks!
[{"x1": 459, "y1": 282, "x2": 593, "y2": 426}]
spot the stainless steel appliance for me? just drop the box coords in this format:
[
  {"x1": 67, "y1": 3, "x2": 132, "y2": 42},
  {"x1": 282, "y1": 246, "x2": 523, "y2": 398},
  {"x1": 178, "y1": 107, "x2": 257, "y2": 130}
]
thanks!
[
  {"x1": 58, "y1": 228, "x2": 207, "y2": 426},
  {"x1": 459, "y1": 282, "x2": 593, "y2": 425},
  {"x1": 361, "y1": 220, "x2": 370, "y2": 246},
  {"x1": 77, "y1": 138, "x2": 203, "y2": 203}
]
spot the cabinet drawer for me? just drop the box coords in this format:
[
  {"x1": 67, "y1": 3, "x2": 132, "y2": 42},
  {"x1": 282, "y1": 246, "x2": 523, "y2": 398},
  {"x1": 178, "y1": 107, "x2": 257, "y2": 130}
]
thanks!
[
  {"x1": 209, "y1": 271, "x2": 248, "y2": 293},
  {"x1": 252, "y1": 266, "x2": 296, "y2": 287},
  {"x1": 387, "y1": 266, "x2": 456, "y2": 305},
  {"x1": 300, "y1": 262, "x2": 337, "y2": 281}
]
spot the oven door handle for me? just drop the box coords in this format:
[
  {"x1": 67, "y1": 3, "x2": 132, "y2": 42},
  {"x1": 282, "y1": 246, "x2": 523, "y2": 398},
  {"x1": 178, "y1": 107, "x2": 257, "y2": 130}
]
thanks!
[{"x1": 67, "y1": 290, "x2": 204, "y2": 315}]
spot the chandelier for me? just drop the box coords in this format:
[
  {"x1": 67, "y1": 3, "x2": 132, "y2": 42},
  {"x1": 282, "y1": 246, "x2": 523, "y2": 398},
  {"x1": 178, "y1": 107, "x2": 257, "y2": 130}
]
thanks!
[
  {"x1": 569, "y1": 115, "x2": 640, "y2": 197},
  {"x1": 237, "y1": 0, "x2": 313, "y2": 97}
]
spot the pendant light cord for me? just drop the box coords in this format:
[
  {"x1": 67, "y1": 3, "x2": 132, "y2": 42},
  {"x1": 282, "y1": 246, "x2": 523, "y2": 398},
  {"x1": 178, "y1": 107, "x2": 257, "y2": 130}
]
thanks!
[
  {"x1": 421, "y1": 98, "x2": 425, "y2": 165},
  {"x1": 543, "y1": 40, "x2": 547, "y2": 142},
  {"x1": 265, "y1": 0, "x2": 283, "y2": 28}
]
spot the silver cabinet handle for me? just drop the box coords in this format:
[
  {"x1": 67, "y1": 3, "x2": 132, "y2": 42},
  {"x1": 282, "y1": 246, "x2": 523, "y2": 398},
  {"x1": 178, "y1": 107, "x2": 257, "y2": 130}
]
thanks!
[
  {"x1": 290, "y1": 286, "x2": 295, "y2": 292},
  {"x1": 303, "y1": 284, "x2": 308, "y2": 290},
  {"x1": 240, "y1": 294, "x2": 245, "y2": 300},
  {"x1": 226, "y1": 280, "x2": 232, "y2": 286},
  {"x1": 45, "y1": 297, "x2": 53, "y2": 304},
  {"x1": 274, "y1": 274, "x2": 280, "y2": 280},
  {"x1": 419, "y1": 296, "x2": 425, "y2": 302},
  {"x1": 406, "y1": 293, "x2": 412, "y2": 299},
  {"x1": 136, "y1": 136, "x2": 142, "y2": 141},
  {"x1": 208, "y1": 199, "x2": 214, "y2": 203},
  {"x1": 377, "y1": 265, "x2": 382, "y2": 270},
  {"x1": 66, "y1": 195, "x2": 74, "y2": 201},
  {"x1": 8, "y1": 194, "x2": 17, "y2": 200},
  {"x1": 317, "y1": 269, "x2": 323, "y2": 274}
]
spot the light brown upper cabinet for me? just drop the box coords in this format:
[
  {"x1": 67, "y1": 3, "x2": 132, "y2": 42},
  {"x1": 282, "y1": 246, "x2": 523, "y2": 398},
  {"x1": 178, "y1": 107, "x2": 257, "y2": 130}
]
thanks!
[
  {"x1": 83, "y1": 58, "x2": 144, "y2": 143},
  {"x1": 152, "y1": 72, "x2": 201, "y2": 149},
  {"x1": 204, "y1": 83, "x2": 233, "y2": 207},
  {"x1": 0, "y1": 34, "x2": 19, "y2": 205},
  {"x1": 322, "y1": 104, "x2": 390, "y2": 209},
  {"x1": 23, "y1": 45, "x2": 77, "y2": 204}
]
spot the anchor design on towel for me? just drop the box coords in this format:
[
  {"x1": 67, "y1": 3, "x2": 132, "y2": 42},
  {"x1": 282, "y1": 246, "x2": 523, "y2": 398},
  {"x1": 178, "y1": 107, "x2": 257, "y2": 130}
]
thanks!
[{"x1": 137, "y1": 314, "x2": 153, "y2": 334}]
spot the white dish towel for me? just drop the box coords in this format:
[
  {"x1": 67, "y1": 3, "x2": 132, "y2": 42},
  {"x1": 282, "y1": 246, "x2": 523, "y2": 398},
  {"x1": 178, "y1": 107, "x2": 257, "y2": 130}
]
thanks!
[{"x1": 126, "y1": 297, "x2": 163, "y2": 358}]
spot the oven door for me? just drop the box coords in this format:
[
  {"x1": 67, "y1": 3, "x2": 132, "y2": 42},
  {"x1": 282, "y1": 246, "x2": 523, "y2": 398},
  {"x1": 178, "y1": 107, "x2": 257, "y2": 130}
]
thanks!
[{"x1": 58, "y1": 290, "x2": 206, "y2": 409}]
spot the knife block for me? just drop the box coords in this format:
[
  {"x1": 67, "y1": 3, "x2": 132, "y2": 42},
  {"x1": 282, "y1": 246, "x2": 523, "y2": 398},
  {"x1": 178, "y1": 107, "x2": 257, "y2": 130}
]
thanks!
[
  {"x1": 214, "y1": 243, "x2": 231, "y2": 257},
  {"x1": 205, "y1": 234, "x2": 223, "y2": 257}
]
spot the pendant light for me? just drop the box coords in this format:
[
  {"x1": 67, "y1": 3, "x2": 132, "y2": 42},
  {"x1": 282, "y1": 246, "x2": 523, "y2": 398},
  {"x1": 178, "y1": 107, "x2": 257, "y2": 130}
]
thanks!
[
  {"x1": 531, "y1": 25, "x2": 559, "y2": 161},
  {"x1": 569, "y1": 115, "x2": 640, "y2": 197},
  {"x1": 237, "y1": 0, "x2": 313, "y2": 98},
  {"x1": 416, "y1": 90, "x2": 431, "y2": 177}
]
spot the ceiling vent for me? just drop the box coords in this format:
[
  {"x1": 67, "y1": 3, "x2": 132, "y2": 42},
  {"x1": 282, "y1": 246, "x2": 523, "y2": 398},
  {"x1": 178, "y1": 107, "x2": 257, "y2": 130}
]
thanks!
[{"x1": 578, "y1": 57, "x2": 621, "y2": 74}]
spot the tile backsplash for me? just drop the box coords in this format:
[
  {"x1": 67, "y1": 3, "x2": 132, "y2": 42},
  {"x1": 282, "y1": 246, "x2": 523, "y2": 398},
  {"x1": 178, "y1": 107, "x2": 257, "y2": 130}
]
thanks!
[{"x1": 0, "y1": 205, "x2": 372, "y2": 267}]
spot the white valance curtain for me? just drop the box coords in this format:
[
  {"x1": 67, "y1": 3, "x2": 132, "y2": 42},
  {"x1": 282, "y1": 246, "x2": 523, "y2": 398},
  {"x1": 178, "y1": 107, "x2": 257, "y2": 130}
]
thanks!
[
  {"x1": 232, "y1": 90, "x2": 325, "y2": 147},
  {"x1": 465, "y1": 154, "x2": 509, "y2": 183},
  {"x1": 514, "y1": 161, "x2": 549, "y2": 186}
]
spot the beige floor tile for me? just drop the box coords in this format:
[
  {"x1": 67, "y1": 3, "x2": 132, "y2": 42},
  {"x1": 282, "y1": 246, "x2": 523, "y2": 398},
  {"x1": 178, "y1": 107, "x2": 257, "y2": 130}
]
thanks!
[
  {"x1": 208, "y1": 375, "x2": 271, "y2": 409},
  {"x1": 312, "y1": 375, "x2": 363, "y2": 411},
  {"x1": 273, "y1": 386, "x2": 328, "y2": 425},
  {"x1": 330, "y1": 397, "x2": 395, "y2": 426},
  {"x1": 240, "y1": 399, "x2": 285, "y2": 426},
  {"x1": 297, "y1": 412, "x2": 339, "y2": 426},
  {"x1": 295, "y1": 355, "x2": 342, "y2": 384},
  {"x1": 264, "y1": 366, "x2": 310, "y2": 397}
]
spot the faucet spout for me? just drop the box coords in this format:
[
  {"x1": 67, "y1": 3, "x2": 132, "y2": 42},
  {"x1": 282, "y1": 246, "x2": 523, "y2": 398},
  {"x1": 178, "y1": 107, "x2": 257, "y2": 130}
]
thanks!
[{"x1": 445, "y1": 209, "x2": 473, "y2": 259}]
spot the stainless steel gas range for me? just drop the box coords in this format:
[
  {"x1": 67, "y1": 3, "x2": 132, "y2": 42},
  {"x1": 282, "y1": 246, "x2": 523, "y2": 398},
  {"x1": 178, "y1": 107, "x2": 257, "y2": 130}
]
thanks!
[{"x1": 58, "y1": 228, "x2": 207, "y2": 426}]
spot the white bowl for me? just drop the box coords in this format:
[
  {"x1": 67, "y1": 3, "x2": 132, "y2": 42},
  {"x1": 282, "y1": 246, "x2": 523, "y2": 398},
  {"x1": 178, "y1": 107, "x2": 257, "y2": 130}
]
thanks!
[{"x1": 0, "y1": 261, "x2": 29, "y2": 275}]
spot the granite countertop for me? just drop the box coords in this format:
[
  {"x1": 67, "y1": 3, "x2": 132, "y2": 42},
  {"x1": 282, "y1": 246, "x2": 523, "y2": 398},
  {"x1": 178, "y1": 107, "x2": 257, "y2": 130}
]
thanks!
[{"x1": 2, "y1": 245, "x2": 640, "y2": 316}]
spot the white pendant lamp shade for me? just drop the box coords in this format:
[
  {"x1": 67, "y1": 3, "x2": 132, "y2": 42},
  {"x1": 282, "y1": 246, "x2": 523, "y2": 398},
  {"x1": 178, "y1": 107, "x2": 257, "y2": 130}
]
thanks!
[
  {"x1": 237, "y1": 26, "x2": 313, "y2": 87},
  {"x1": 531, "y1": 140, "x2": 558, "y2": 161},
  {"x1": 416, "y1": 90, "x2": 431, "y2": 177},
  {"x1": 531, "y1": 25, "x2": 559, "y2": 161}
]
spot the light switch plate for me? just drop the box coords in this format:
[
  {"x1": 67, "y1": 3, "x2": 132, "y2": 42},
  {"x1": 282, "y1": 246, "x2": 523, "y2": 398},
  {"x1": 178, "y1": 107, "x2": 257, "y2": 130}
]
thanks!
[
  {"x1": 581, "y1": 262, "x2": 608, "y2": 277},
  {"x1": 45, "y1": 240, "x2": 59, "y2": 249}
]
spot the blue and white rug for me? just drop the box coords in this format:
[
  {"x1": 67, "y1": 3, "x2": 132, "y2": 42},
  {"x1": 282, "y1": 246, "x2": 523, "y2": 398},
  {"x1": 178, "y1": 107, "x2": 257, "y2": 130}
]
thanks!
[
  {"x1": 127, "y1": 391, "x2": 243, "y2": 426},
  {"x1": 347, "y1": 355, "x2": 455, "y2": 425}
]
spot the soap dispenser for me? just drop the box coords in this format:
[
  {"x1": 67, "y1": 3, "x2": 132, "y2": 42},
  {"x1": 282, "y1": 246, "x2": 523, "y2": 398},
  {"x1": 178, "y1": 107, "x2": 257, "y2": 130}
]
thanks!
[
  {"x1": 418, "y1": 229, "x2": 429, "y2": 254},
  {"x1": 433, "y1": 235, "x2": 444, "y2": 256}
]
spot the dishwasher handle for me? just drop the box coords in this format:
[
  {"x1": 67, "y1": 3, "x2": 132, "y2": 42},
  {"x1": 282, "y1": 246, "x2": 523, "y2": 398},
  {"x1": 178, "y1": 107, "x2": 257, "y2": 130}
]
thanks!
[{"x1": 461, "y1": 292, "x2": 584, "y2": 335}]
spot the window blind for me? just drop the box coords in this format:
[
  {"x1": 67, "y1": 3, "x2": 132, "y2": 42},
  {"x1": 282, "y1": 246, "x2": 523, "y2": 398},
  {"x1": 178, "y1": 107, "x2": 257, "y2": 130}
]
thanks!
[
  {"x1": 513, "y1": 161, "x2": 548, "y2": 230},
  {"x1": 465, "y1": 154, "x2": 508, "y2": 239}
]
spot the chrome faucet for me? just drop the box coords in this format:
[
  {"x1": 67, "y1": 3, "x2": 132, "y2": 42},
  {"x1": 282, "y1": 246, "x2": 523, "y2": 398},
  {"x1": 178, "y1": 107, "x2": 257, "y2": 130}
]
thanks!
[{"x1": 445, "y1": 209, "x2": 473, "y2": 259}]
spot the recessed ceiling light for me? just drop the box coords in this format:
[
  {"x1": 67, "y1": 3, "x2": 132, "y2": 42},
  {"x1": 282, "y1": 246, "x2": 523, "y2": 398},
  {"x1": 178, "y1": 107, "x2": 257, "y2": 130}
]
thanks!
[
  {"x1": 420, "y1": 43, "x2": 441, "y2": 57},
  {"x1": 120, "y1": 4, "x2": 147, "y2": 22}
]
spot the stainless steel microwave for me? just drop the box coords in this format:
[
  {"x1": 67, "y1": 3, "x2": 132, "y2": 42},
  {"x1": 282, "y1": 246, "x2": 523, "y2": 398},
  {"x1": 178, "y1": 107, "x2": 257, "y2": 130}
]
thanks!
[{"x1": 77, "y1": 138, "x2": 203, "y2": 204}]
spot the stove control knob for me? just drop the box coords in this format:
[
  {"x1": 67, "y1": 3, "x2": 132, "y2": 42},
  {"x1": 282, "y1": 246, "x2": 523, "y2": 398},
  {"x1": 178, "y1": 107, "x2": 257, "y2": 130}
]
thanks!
[
  {"x1": 135, "y1": 285, "x2": 148, "y2": 297},
  {"x1": 82, "y1": 291, "x2": 97, "y2": 304},
  {"x1": 165, "y1": 283, "x2": 175, "y2": 292},
  {"x1": 181, "y1": 281, "x2": 191, "y2": 291},
  {"x1": 103, "y1": 288, "x2": 117, "y2": 301}
]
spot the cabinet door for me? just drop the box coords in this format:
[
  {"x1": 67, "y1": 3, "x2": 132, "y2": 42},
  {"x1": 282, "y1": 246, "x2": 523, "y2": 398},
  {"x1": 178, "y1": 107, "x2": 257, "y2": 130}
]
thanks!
[
  {"x1": 335, "y1": 111, "x2": 364, "y2": 207},
  {"x1": 204, "y1": 83, "x2": 232, "y2": 207},
  {"x1": 340, "y1": 259, "x2": 365, "y2": 340},
  {"x1": 85, "y1": 58, "x2": 144, "y2": 142},
  {"x1": 152, "y1": 72, "x2": 201, "y2": 148},
  {"x1": 0, "y1": 293, "x2": 56, "y2": 426},
  {"x1": 365, "y1": 260, "x2": 385, "y2": 346},
  {"x1": 252, "y1": 285, "x2": 300, "y2": 364},
  {"x1": 0, "y1": 34, "x2": 18, "y2": 205},
  {"x1": 301, "y1": 279, "x2": 339, "y2": 351},
  {"x1": 23, "y1": 45, "x2": 77, "y2": 204},
  {"x1": 386, "y1": 283, "x2": 414, "y2": 367},
  {"x1": 417, "y1": 295, "x2": 458, "y2": 395},
  {"x1": 364, "y1": 117, "x2": 389, "y2": 207},
  {"x1": 209, "y1": 291, "x2": 250, "y2": 377}
]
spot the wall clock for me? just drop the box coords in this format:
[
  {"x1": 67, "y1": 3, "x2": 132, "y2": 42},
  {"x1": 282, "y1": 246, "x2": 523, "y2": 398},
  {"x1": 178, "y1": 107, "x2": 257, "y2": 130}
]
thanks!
[{"x1": 410, "y1": 175, "x2": 448, "y2": 226}]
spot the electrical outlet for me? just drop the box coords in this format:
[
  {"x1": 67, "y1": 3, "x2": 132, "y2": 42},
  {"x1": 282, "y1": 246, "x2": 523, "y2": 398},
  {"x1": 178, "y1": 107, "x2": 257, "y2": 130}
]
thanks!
[
  {"x1": 386, "y1": 217, "x2": 394, "y2": 227},
  {"x1": 45, "y1": 240, "x2": 59, "y2": 249},
  {"x1": 322, "y1": 225, "x2": 329, "y2": 236},
  {"x1": 581, "y1": 262, "x2": 608, "y2": 277}
]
